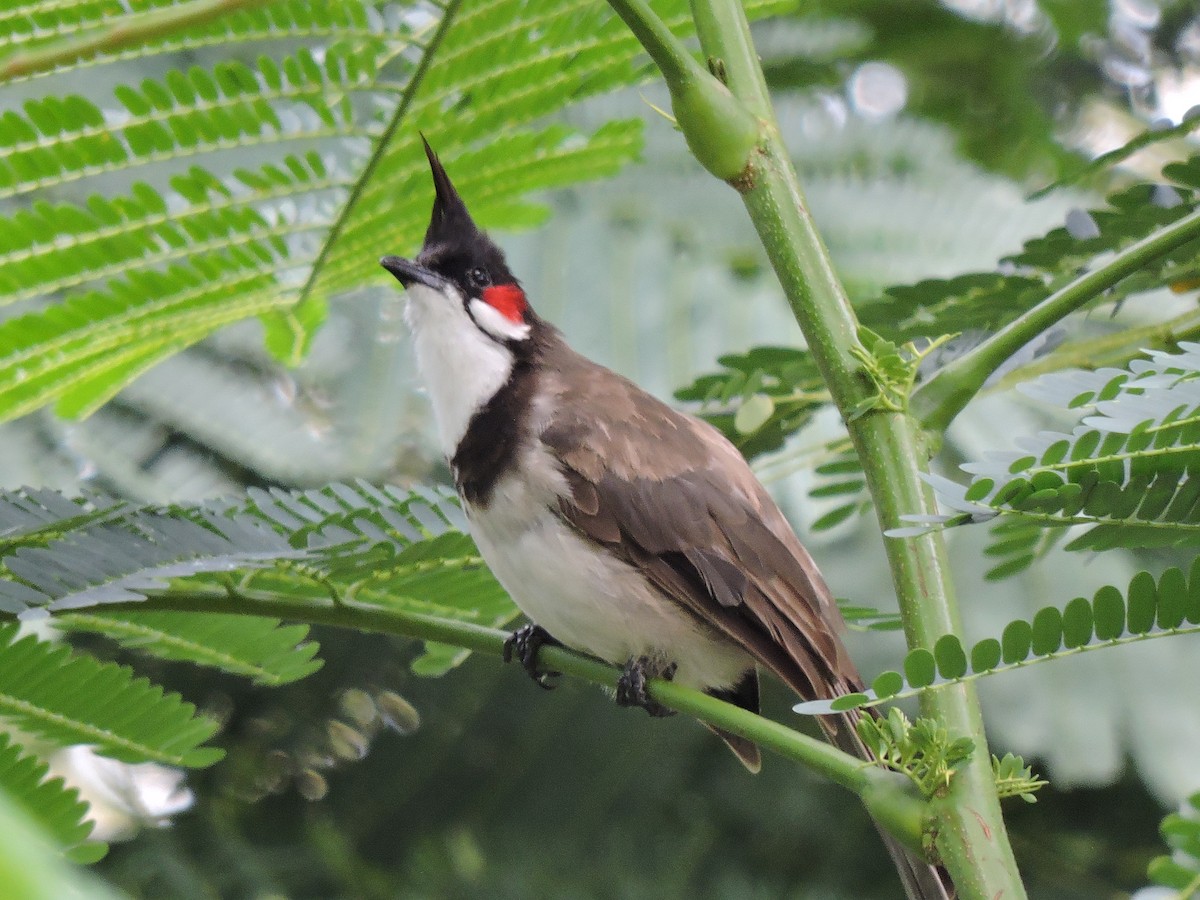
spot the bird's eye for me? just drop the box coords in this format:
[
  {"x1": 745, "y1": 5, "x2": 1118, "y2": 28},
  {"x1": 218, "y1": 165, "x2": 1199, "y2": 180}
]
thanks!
[{"x1": 467, "y1": 267, "x2": 491, "y2": 288}]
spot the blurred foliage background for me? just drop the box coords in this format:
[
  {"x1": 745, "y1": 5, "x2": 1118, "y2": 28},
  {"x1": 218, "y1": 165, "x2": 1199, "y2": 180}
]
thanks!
[{"x1": 3, "y1": 0, "x2": 1200, "y2": 897}]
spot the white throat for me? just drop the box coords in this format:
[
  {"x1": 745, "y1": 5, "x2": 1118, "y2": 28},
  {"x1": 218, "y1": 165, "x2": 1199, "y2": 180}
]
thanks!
[{"x1": 404, "y1": 281, "x2": 516, "y2": 454}]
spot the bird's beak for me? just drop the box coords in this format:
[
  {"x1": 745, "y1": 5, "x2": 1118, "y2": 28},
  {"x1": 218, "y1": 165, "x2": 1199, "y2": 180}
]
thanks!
[{"x1": 380, "y1": 255, "x2": 448, "y2": 291}]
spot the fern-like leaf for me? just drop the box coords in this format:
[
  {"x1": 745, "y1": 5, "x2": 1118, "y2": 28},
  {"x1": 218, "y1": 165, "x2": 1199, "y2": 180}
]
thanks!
[
  {"x1": 0, "y1": 732, "x2": 103, "y2": 863},
  {"x1": 0, "y1": 623, "x2": 222, "y2": 767},
  {"x1": 1030, "y1": 107, "x2": 1200, "y2": 199},
  {"x1": 674, "y1": 345, "x2": 828, "y2": 458},
  {"x1": 0, "y1": 482, "x2": 515, "y2": 674},
  {"x1": 53, "y1": 611, "x2": 322, "y2": 686},
  {"x1": 896, "y1": 343, "x2": 1200, "y2": 562},
  {"x1": 0, "y1": 0, "x2": 789, "y2": 421},
  {"x1": 0, "y1": 487, "x2": 125, "y2": 554},
  {"x1": 796, "y1": 562, "x2": 1200, "y2": 714},
  {"x1": 858, "y1": 152, "x2": 1200, "y2": 346}
]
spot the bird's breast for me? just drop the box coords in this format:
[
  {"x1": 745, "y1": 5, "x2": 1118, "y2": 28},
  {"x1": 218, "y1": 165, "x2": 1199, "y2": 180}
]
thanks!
[{"x1": 462, "y1": 444, "x2": 752, "y2": 692}]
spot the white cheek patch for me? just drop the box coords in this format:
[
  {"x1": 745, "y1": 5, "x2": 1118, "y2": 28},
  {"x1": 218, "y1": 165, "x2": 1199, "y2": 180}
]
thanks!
[{"x1": 468, "y1": 297, "x2": 531, "y2": 342}]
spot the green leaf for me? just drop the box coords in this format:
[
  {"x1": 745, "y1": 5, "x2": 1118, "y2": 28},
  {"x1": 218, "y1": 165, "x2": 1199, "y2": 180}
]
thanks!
[
  {"x1": 0, "y1": 732, "x2": 102, "y2": 862},
  {"x1": 1093, "y1": 585, "x2": 1125, "y2": 641},
  {"x1": 871, "y1": 670, "x2": 904, "y2": 699},
  {"x1": 903, "y1": 647, "x2": 936, "y2": 688},
  {"x1": 970, "y1": 638, "x2": 1001, "y2": 673},
  {"x1": 1126, "y1": 570, "x2": 1157, "y2": 635},
  {"x1": 1001, "y1": 619, "x2": 1032, "y2": 664},
  {"x1": 1155, "y1": 566, "x2": 1187, "y2": 629},
  {"x1": 1061, "y1": 597, "x2": 1093, "y2": 648},
  {"x1": 0, "y1": 624, "x2": 222, "y2": 767},
  {"x1": 733, "y1": 393, "x2": 775, "y2": 435},
  {"x1": 53, "y1": 611, "x2": 323, "y2": 687},
  {"x1": 1030, "y1": 607, "x2": 1063, "y2": 656},
  {"x1": 830, "y1": 692, "x2": 870, "y2": 712},
  {"x1": 933, "y1": 634, "x2": 967, "y2": 679}
]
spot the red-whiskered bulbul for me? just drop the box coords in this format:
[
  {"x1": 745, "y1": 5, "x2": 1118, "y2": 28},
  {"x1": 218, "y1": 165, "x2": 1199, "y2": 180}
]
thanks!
[{"x1": 381, "y1": 140, "x2": 953, "y2": 900}]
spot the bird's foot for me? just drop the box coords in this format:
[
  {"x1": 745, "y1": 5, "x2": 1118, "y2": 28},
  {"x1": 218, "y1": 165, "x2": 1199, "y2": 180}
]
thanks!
[
  {"x1": 616, "y1": 656, "x2": 678, "y2": 718},
  {"x1": 503, "y1": 623, "x2": 561, "y2": 690}
]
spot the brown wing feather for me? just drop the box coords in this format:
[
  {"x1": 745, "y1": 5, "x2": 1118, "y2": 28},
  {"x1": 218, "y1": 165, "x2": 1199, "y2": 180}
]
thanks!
[{"x1": 537, "y1": 335, "x2": 863, "y2": 709}]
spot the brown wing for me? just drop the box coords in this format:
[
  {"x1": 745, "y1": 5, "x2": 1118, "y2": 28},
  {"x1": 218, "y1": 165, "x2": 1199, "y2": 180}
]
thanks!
[{"x1": 537, "y1": 335, "x2": 863, "y2": 706}]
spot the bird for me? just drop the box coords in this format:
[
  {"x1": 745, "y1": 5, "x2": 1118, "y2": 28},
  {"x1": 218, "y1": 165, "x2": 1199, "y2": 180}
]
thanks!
[{"x1": 380, "y1": 139, "x2": 953, "y2": 900}]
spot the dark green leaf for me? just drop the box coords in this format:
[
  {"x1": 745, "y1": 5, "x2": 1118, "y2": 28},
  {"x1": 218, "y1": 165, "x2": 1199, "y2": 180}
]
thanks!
[
  {"x1": 970, "y1": 638, "x2": 1001, "y2": 673},
  {"x1": 1093, "y1": 585, "x2": 1126, "y2": 641},
  {"x1": 1061, "y1": 597, "x2": 1094, "y2": 648},
  {"x1": 1030, "y1": 607, "x2": 1063, "y2": 656},
  {"x1": 934, "y1": 634, "x2": 967, "y2": 679},
  {"x1": 1126, "y1": 571, "x2": 1158, "y2": 635},
  {"x1": 903, "y1": 648, "x2": 937, "y2": 688},
  {"x1": 1001, "y1": 620, "x2": 1032, "y2": 664}
]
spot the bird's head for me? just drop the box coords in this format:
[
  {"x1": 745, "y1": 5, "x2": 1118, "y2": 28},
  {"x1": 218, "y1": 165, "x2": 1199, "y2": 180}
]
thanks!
[{"x1": 380, "y1": 139, "x2": 532, "y2": 345}]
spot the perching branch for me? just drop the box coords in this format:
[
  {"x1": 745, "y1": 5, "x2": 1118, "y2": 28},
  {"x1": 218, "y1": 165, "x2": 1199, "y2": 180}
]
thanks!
[
  {"x1": 0, "y1": 0, "x2": 277, "y2": 84},
  {"x1": 912, "y1": 206, "x2": 1200, "y2": 433},
  {"x1": 102, "y1": 588, "x2": 928, "y2": 847}
]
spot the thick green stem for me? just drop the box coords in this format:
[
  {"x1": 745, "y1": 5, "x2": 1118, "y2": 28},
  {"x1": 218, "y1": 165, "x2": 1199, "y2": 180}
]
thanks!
[
  {"x1": 657, "y1": 0, "x2": 1026, "y2": 896},
  {"x1": 912, "y1": 206, "x2": 1200, "y2": 433},
  {"x1": 113, "y1": 589, "x2": 926, "y2": 840},
  {"x1": 604, "y1": 0, "x2": 759, "y2": 181},
  {"x1": 0, "y1": 0, "x2": 276, "y2": 83}
]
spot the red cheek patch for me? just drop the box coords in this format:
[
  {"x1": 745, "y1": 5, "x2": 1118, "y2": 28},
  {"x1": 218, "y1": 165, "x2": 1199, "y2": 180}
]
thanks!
[{"x1": 482, "y1": 283, "x2": 527, "y2": 323}]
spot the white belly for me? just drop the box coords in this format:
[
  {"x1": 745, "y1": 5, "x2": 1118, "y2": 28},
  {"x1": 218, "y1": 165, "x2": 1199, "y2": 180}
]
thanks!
[{"x1": 465, "y1": 455, "x2": 752, "y2": 692}]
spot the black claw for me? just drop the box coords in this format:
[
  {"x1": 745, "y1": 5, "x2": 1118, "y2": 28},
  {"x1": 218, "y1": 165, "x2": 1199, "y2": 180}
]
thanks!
[
  {"x1": 615, "y1": 656, "x2": 678, "y2": 718},
  {"x1": 503, "y1": 623, "x2": 562, "y2": 690}
]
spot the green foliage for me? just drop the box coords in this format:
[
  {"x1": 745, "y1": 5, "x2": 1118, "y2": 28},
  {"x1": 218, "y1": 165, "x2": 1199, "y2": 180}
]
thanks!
[
  {"x1": 0, "y1": 482, "x2": 514, "y2": 664},
  {"x1": 1031, "y1": 108, "x2": 1200, "y2": 200},
  {"x1": 0, "y1": 480, "x2": 516, "y2": 861},
  {"x1": 855, "y1": 708, "x2": 975, "y2": 800},
  {"x1": 674, "y1": 345, "x2": 826, "y2": 459},
  {"x1": 0, "y1": 622, "x2": 223, "y2": 767},
  {"x1": 855, "y1": 151, "x2": 1200, "y2": 348},
  {"x1": 770, "y1": 0, "x2": 1101, "y2": 179},
  {"x1": 53, "y1": 610, "x2": 322, "y2": 686},
  {"x1": 848, "y1": 328, "x2": 950, "y2": 420},
  {"x1": 0, "y1": 733, "x2": 104, "y2": 863},
  {"x1": 0, "y1": 0, "x2": 789, "y2": 422},
  {"x1": 799, "y1": 562, "x2": 1200, "y2": 713},
  {"x1": 991, "y1": 753, "x2": 1048, "y2": 805},
  {"x1": 1148, "y1": 791, "x2": 1200, "y2": 897},
  {"x1": 904, "y1": 343, "x2": 1200, "y2": 571},
  {"x1": 808, "y1": 445, "x2": 871, "y2": 533}
]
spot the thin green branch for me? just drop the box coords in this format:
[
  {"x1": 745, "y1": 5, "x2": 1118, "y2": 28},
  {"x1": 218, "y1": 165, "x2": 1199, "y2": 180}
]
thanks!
[
  {"x1": 0, "y1": 0, "x2": 277, "y2": 83},
  {"x1": 992, "y1": 305, "x2": 1200, "y2": 390},
  {"x1": 912, "y1": 207, "x2": 1200, "y2": 433},
  {"x1": 103, "y1": 588, "x2": 927, "y2": 842}
]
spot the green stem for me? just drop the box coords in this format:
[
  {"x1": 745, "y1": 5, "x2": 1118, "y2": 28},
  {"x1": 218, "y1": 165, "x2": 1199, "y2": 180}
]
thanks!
[
  {"x1": 603, "y1": 0, "x2": 759, "y2": 181},
  {"x1": 0, "y1": 0, "x2": 276, "y2": 83},
  {"x1": 912, "y1": 206, "x2": 1200, "y2": 433},
  {"x1": 666, "y1": 1, "x2": 1025, "y2": 896},
  {"x1": 113, "y1": 589, "x2": 926, "y2": 839},
  {"x1": 993, "y1": 305, "x2": 1200, "y2": 390}
]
